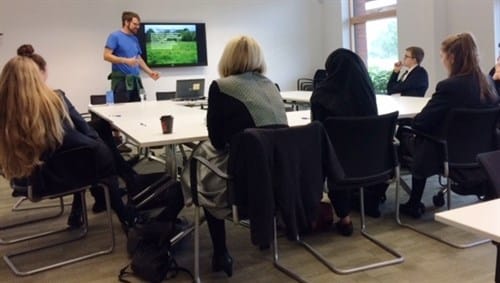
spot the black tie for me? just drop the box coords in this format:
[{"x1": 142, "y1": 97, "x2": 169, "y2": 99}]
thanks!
[{"x1": 399, "y1": 70, "x2": 409, "y2": 82}]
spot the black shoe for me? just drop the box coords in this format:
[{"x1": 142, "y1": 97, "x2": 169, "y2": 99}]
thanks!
[
  {"x1": 118, "y1": 144, "x2": 133, "y2": 153},
  {"x1": 67, "y1": 207, "x2": 83, "y2": 228},
  {"x1": 399, "y1": 202, "x2": 425, "y2": 219},
  {"x1": 126, "y1": 155, "x2": 140, "y2": 167},
  {"x1": 92, "y1": 202, "x2": 106, "y2": 213},
  {"x1": 335, "y1": 220, "x2": 353, "y2": 237},
  {"x1": 212, "y1": 252, "x2": 233, "y2": 277},
  {"x1": 90, "y1": 185, "x2": 107, "y2": 214}
]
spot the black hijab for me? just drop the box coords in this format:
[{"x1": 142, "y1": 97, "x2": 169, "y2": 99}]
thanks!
[{"x1": 310, "y1": 48, "x2": 378, "y2": 118}]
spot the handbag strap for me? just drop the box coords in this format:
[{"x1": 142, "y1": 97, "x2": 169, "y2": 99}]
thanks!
[
  {"x1": 118, "y1": 258, "x2": 195, "y2": 283},
  {"x1": 118, "y1": 264, "x2": 133, "y2": 283}
]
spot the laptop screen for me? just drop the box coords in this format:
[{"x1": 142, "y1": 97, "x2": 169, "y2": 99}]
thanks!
[{"x1": 175, "y1": 79, "x2": 205, "y2": 100}]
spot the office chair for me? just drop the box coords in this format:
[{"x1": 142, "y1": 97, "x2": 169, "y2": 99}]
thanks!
[
  {"x1": 156, "y1": 91, "x2": 176, "y2": 101},
  {"x1": 322, "y1": 111, "x2": 404, "y2": 274},
  {"x1": 1, "y1": 146, "x2": 115, "y2": 276},
  {"x1": 189, "y1": 122, "x2": 346, "y2": 283},
  {"x1": 396, "y1": 107, "x2": 500, "y2": 248},
  {"x1": 296, "y1": 69, "x2": 326, "y2": 91},
  {"x1": 478, "y1": 150, "x2": 500, "y2": 199},
  {"x1": 296, "y1": 78, "x2": 313, "y2": 91}
]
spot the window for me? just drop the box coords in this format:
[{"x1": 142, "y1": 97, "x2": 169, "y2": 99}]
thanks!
[{"x1": 350, "y1": 0, "x2": 397, "y2": 93}]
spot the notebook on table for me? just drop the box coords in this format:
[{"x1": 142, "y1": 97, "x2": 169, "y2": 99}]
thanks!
[{"x1": 175, "y1": 79, "x2": 206, "y2": 101}]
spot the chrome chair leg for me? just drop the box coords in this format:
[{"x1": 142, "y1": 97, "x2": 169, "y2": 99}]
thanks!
[
  {"x1": 396, "y1": 177, "x2": 490, "y2": 249},
  {"x1": 3, "y1": 186, "x2": 115, "y2": 276}
]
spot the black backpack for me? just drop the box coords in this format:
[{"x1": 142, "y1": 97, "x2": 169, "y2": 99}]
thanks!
[{"x1": 118, "y1": 220, "x2": 193, "y2": 283}]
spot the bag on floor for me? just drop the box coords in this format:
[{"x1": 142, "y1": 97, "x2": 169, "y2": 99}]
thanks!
[
  {"x1": 118, "y1": 220, "x2": 193, "y2": 283},
  {"x1": 128, "y1": 172, "x2": 182, "y2": 211}
]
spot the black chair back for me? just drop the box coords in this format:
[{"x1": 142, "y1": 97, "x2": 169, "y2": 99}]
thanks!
[
  {"x1": 444, "y1": 107, "x2": 500, "y2": 166},
  {"x1": 90, "y1": 94, "x2": 106, "y2": 105},
  {"x1": 31, "y1": 146, "x2": 101, "y2": 198},
  {"x1": 156, "y1": 91, "x2": 176, "y2": 101},
  {"x1": 323, "y1": 111, "x2": 398, "y2": 182},
  {"x1": 477, "y1": 150, "x2": 500, "y2": 198}
]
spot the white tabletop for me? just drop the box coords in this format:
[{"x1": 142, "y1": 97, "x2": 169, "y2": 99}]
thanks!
[
  {"x1": 89, "y1": 100, "x2": 208, "y2": 147},
  {"x1": 89, "y1": 100, "x2": 310, "y2": 148},
  {"x1": 281, "y1": 91, "x2": 430, "y2": 119},
  {"x1": 435, "y1": 199, "x2": 500, "y2": 243}
]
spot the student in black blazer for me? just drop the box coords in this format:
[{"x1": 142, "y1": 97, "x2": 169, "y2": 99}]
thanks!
[
  {"x1": 386, "y1": 46, "x2": 429, "y2": 97},
  {"x1": 488, "y1": 55, "x2": 500, "y2": 95},
  {"x1": 399, "y1": 33, "x2": 498, "y2": 218}
]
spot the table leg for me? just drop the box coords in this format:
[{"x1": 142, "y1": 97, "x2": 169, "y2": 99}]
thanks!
[
  {"x1": 163, "y1": 144, "x2": 177, "y2": 179},
  {"x1": 494, "y1": 241, "x2": 500, "y2": 283}
]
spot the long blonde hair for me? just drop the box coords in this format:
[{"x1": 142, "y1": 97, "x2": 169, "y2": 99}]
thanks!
[{"x1": 0, "y1": 56, "x2": 70, "y2": 179}]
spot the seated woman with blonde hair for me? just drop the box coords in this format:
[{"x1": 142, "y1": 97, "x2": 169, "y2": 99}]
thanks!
[
  {"x1": 182, "y1": 35, "x2": 288, "y2": 277},
  {"x1": 0, "y1": 53, "x2": 136, "y2": 229}
]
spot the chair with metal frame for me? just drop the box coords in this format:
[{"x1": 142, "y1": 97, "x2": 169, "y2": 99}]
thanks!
[
  {"x1": 4, "y1": 94, "x2": 107, "y2": 223},
  {"x1": 477, "y1": 149, "x2": 500, "y2": 199},
  {"x1": 189, "y1": 122, "x2": 348, "y2": 282},
  {"x1": 321, "y1": 111, "x2": 404, "y2": 274},
  {"x1": 296, "y1": 78, "x2": 313, "y2": 91},
  {"x1": 1, "y1": 146, "x2": 115, "y2": 276},
  {"x1": 395, "y1": 107, "x2": 500, "y2": 248}
]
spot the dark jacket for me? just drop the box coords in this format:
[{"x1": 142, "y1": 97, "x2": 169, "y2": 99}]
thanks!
[
  {"x1": 310, "y1": 48, "x2": 378, "y2": 122},
  {"x1": 229, "y1": 122, "x2": 344, "y2": 247},
  {"x1": 412, "y1": 74, "x2": 497, "y2": 136},
  {"x1": 410, "y1": 73, "x2": 498, "y2": 177},
  {"x1": 35, "y1": 91, "x2": 115, "y2": 194},
  {"x1": 386, "y1": 65, "x2": 429, "y2": 97},
  {"x1": 488, "y1": 66, "x2": 500, "y2": 97}
]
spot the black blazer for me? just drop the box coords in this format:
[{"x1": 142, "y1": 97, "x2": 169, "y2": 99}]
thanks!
[
  {"x1": 36, "y1": 91, "x2": 115, "y2": 193},
  {"x1": 412, "y1": 74, "x2": 496, "y2": 136},
  {"x1": 386, "y1": 65, "x2": 429, "y2": 97},
  {"x1": 409, "y1": 74, "x2": 498, "y2": 178},
  {"x1": 488, "y1": 66, "x2": 500, "y2": 96}
]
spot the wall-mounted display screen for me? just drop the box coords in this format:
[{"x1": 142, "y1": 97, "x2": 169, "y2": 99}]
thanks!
[{"x1": 137, "y1": 22, "x2": 207, "y2": 67}]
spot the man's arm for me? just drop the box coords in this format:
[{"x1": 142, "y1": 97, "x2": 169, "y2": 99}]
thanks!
[
  {"x1": 103, "y1": 47, "x2": 138, "y2": 67},
  {"x1": 137, "y1": 56, "x2": 160, "y2": 80}
]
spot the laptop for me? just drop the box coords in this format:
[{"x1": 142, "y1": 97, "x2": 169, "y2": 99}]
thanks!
[{"x1": 175, "y1": 79, "x2": 206, "y2": 101}]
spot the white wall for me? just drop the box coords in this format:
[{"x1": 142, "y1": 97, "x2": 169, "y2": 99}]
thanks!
[
  {"x1": 397, "y1": 0, "x2": 497, "y2": 95},
  {"x1": 0, "y1": 0, "x2": 326, "y2": 112},
  {"x1": 1, "y1": 0, "x2": 499, "y2": 110}
]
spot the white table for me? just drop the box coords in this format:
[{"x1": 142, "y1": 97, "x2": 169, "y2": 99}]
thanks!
[
  {"x1": 90, "y1": 100, "x2": 209, "y2": 148},
  {"x1": 89, "y1": 100, "x2": 310, "y2": 147},
  {"x1": 435, "y1": 199, "x2": 500, "y2": 282},
  {"x1": 281, "y1": 91, "x2": 430, "y2": 118},
  {"x1": 89, "y1": 100, "x2": 311, "y2": 174}
]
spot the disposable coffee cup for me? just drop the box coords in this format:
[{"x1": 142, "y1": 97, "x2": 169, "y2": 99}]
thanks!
[{"x1": 160, "y1": 115, "x2": 174, "y2": 134}]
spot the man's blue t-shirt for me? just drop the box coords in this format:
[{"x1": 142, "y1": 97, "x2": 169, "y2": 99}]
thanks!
[{"x1": 105, "y1": 30, "x2": 142, "y2": 76}]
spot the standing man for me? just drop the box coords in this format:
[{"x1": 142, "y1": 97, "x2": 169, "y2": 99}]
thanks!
[
  {"x1": 104, "y1": 11, "x2": 160, "y2": 103},
  {"x1": 386, "y1": 46, "x2": 429, "y2": 97}
]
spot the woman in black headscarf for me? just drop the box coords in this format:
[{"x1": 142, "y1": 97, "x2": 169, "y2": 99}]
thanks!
[
  {"x1": 311, "y1": 48, "x2": 377, "y2": 120},
  {"x1": 310, "y1": 48, "x2": 385, "y2": 235}
]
